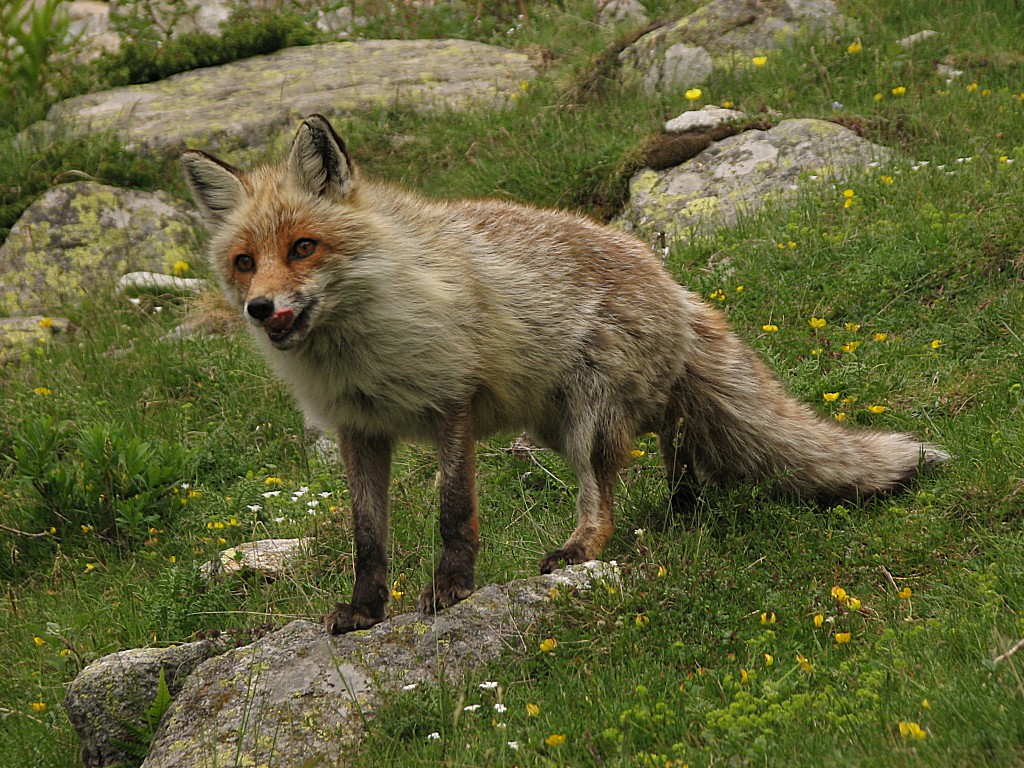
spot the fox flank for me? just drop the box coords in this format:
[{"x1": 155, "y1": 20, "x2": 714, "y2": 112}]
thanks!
[{"x1": 181, "y1": 115, "x2": 948, "y2": 635}]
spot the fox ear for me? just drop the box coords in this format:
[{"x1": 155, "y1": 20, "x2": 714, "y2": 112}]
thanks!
[
  {"x1": 288, "y1": 114, "x2": 356, "y2": 200},
  {"x1": 180, "y1": 151, "x2": 246, "y2": 227}
]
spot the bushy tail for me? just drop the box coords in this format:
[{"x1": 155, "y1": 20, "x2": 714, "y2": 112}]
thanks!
[{"x1": 665, "y1": 306, "x2": 949, "y2": 501}]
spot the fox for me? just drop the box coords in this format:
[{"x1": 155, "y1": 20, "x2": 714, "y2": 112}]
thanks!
[{"x1": 181, "y1": 114, "x2": 948, "y2": 635}]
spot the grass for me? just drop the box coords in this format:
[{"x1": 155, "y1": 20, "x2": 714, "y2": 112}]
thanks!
[{"x1": 2, "y1": 0, "x2": 1024, "y2": 765}]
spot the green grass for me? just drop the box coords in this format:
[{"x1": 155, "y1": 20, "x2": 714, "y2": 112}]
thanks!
[{"x1": 2, "y1": 0, "x2": 1024, "y2": 765}]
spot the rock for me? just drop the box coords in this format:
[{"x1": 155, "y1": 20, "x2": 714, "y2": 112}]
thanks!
[
  {"x1": 619, "y1": 118, "x2": 894, "y2": 245},
  {"x1": 665, "y1": 104, "x2": 746, "y2": 133},
  {"x1": 897, "y1": 29, "x2": 937, "y2": 47},
  {"x1": 619, "y1": 0, "x2": 851, "y2": 92},
  {"x1": 44, "y1": 40, "x2": 538, "y2": 162},
  {"x1": 131, "y1": 562, "x2": 617, "y2": 767},
  {"x1": 64, "y1": 637, "x2": 229, "y2": 768},
  {"x1": 596, "y1": 0, "x2": 648, "y2": 26},
  {"x1": 65, "y1": 1, "x2": 120, "y2": 61},
  {"x1": 116, "y1": 271, "x2": 207, "y2": 296},
  {"x1": 936, "y1": 62, "x2": 964, "y2": 83},
  {"x1": 0, "y1": 315, "x2": 71, "y2": 364},
  {"x1": 200, "y1": 538, "x2": 312, "y2": 580},
  {"x1": 0, "y1": 182, "x2": 200, "y2": 316}
]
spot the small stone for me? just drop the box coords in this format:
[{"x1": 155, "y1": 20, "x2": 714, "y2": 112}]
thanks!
[
  {"x1": 897, "y1": 29, "x2": 937, "y2": 47},
  {"x1": 665, "y1": 105, "x2": 746, "y2": 133}
]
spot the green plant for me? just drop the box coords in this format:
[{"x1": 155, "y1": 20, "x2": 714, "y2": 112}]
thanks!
[{"x1": 0, "y1": 0, "x2": 71, "y2": 128}]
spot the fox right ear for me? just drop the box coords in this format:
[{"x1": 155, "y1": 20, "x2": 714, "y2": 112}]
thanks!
[{"x1": 180, "y1": 150, "x2": 246, "y2": 227}]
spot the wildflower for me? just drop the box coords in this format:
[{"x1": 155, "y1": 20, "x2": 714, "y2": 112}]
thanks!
[
  {"x1": 811, "y1": 347, "x2": 824, "y2": 355},
  {"x1": 848, "y1": 597, "x2": 862, "y2": 611},
  {"x1": 172, "y1": 260, "x2": 191, "y2": 275},
  {"x1": 685, "y1": 88, "x2": 702, "y2": 101},
  {"x1": 764, "y1": 653, "x2": 774, "y2": 666},
  {"x1": 982, "y1": 88, "x2": 991, "y2": 96},
  {"x1": 31, "y1": 702, "x2": 47, "y2": 713},
  {"x1": 966, "y1": 82, "x2": 979, "y2": 92},
  {"x1": 427, "y1": 732, "x2": 441, "y2": 741},
  {"x1": 823, "y1": 392, "x2": 840, "y2": 402},
  {"x1": 391, "y1": 587, "x2": 405, "y2": 600},
  {"x1": 844, "y1": 322, "x2": 861, "y2": 332},
  {"x1": 630, "y1": 449, "x2": 645, "y2": 458},
  {"x1": 835, "y1": 632, "x2": 852, "y2": 644},
  {"x1": 723, "y1": 100, "x2": 734, "y2": 108},
  {"x1": 762, "y1": 324, "x2": 779, "y2": 333},
  {"x1": 526, "y1": 703, "x2": 540, "y2": 717},
  {"x1": 508, "y1": 740, "x2": 520, "y2": 749},
  {"x1": 38, "y1": 317, "x2": 54, "y2": 329},
  {"x1": 479, "y1": 681, "x2": 499, "y2": 690},
  {"x1": 33, "y1": 387, "x2": 52, "y2": 396},
  {"x1": 752, "y1": 56, "x2": 767, "y2": 67},
  {"x1": 262, "y1": 490, "x2": 281, "y2": 498},
  {"x1": 85, "y1": 563, "x2": 96, "y2": 572},
  {"x1": 635, "y1": 614, "x2": 650, "y2": 627},
  {"x1": 735, "y1": 285, "x2": 744, "y2": 293},
  {"x1": 709, "y1": 288, "x2": 725, "y2": 301},
  {"x1": 880, "y1": 175, "x2": 894, "y2": 185},
  {"x1": 809, "y1": 317, "x2": 827, "y2": 329},
  {"x1": 657, "y1": 565, "x2": 668, "y2": 578},
  {"x1": 930, "y1": 339, "x2": 943, "y2": 349},
  {"x1": 831, "y1": 586, "x2": 848, "y2": 602},
  {"x1": 847, "y1": 39, "x2": 862, "y2": 54},
  {"x1": 797, "y1": 653, "x2": 813, "y2": 671},
  {"x1": 463, "y1": 704, "x2": 482, "y2": 712},
  {"x1": 899, "y1": 587, "x2": 913, "y2": 599},
  {"x1": 834, "y1": 412, "x2": 847, "y2": 421},
  {"x1": 841, "y1": 341, "x2": 861, "y2": 353},
  {"x1": 867, "y1": 405, "x2": 886, "y2": 414},
  {"x1": 739, "y1": 668, "x2": 749, "y2": 683},
  {"x1": 494, "y1": 703, "x2": 508, "y2": 714},
  {"x1": 168, "y1": 555, "x2": 177, "y2": 564},
  {"x1": 545, "y1": 733, "x2": 567, "y2": 747},
  {"x1": 873, "y1": 332, "x2": 889, "y2": 341},
  {"x1": 899, "y1": 721, "x2": 927, "y2": 739},
  {"x1": 760, "y1": 611, "x2": 776, "y2": 624},
  {"x1": 34, "y1": 636, "x2": 45, "y2": 646},
  {"x1": 814, "y1": 614, "x2": 824, "y2": 628},
  {"x1": 843, "y1": 188, "x2": 855, "y2": 199},
  {"x1": 891, "y1": 86, "x2": 907, "y2": 96},
  {"x1": 246, "y1": 504, "x2": 261, "y2": 512},
  {"x1": 265, "y1": 477, "x2": 284, "y2": 486},
  {"x1": 922, "y1": 698, "x2": 931, "y2": 709},
  {"x1": 539, "y1": 638, "x2": 558, "y2": 653},
  {"x1": 873, "y1": 92, "x2": 884, "y2": 102},
  {"x1": 60, "y1": 648, "x2": 71, "y2": 657}
]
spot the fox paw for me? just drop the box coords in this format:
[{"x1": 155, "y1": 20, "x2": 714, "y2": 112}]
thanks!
[
  {"x1": 323, "y1": 602, "x2": 384, "y2": 635},
  {"x1": 538, "y1": 544, "x2": 588, "y2": 575},
  {"x1": 418, "y1": 572, "x2": 475, "y2": 614}
]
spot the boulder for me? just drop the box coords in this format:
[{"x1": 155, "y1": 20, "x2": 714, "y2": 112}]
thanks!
[
  {"x1": 619, "y1": 118, "x2": 894, "y2": 244},
  {"x1": 44, "y1": 39, "x2": 538, "y2": 162},
  {"x1": 0, "y1": 181, "x2": 200, "y2": 316}
]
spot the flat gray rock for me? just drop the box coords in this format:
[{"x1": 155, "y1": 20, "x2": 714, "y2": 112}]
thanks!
[
  {"x1": 619, "y1": 118, "x2": 894, "y2": 244},
  {"x1": 45, "y1": 40, "x2": 538, "y2": 161},
  {"x1": 0, "y1": 181, "x2": 199, "y2": 316}
]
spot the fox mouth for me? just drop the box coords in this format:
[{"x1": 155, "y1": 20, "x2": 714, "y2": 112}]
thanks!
[{"x1": 264, "y1": 301, "x2": 316, "y2": 347}]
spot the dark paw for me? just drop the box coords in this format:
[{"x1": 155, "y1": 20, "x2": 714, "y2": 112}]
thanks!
[
  {"x1": 323, "y1": 602, "x2": 384, "y2": 635},
  {"x1": 538, "y1": 544, "x2": 587, "y2": 575},
  {"x1": 418, "y1": 571, "x2": 475, "y2": 614}
]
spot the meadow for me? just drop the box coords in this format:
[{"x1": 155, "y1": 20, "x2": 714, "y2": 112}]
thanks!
[{"x1": 1, "y1": 1, "x2": 1023, "y2": 765}]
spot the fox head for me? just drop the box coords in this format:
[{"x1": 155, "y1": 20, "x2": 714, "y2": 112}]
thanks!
[{"x1": 181, "y1": 115, "x2": 367, "y2": 350}]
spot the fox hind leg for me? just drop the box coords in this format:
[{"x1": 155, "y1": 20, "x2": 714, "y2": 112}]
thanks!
[
  {"x1": 324, "y1": 430, "x2": 393, "y2": 635},
  {"x1": 419, "y1": 403, "x2": 480, "y2": 614}
]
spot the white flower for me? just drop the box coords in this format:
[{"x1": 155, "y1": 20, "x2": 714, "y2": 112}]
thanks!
[
  {"x1": 463, "y1": 704, "x2": 481, "y2": 712},
  {"x1": 507, "y1": 741, "x2": 520, "y2": 750},
  {"x1": 262, "y1": 491, "x2": 281, "y2": 498},
  {"x1": 319, "y1": 491, "x2": 332, "y2": 498},
  {"x1": 494, "y1": 703, "x2": 507, "y2": 713},
  {"x1": 478, "y1": 681, "x2": 499, "y2": 690},
  {"x1": 402, "y1": 683, "x2": 418, "y2": 691},
  {"x1": 427, "y1": 732, "x2": 440, "y2": 741},
  {"x1": 246, "y1": 504, "x2": 261, "y2": 512}
]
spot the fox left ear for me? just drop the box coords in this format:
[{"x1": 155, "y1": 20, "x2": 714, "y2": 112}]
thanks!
[{"x1": 288, "y1": 114, "x2": 356, "y2": 200}]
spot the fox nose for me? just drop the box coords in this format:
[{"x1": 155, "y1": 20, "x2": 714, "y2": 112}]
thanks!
[{"x1": 246, "y1": 297, "x2": 275, "y2": 322}]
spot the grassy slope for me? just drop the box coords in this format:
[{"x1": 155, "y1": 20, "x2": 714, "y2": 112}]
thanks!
[{"x1": 2, "y1": 0, "x2": 1024, "y2": 765}]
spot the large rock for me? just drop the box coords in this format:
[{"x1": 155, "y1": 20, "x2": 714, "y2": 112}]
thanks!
[
  {"x1": 0, "y1": 181, "x2": 200, "y2": 316},
  {"x1": 619, "y1": 0, "x2": 850, "y2": 93},
  {"x1": 619, "y1": 118, "x2": 894, "y2": 244},
  {"x1": 87, "y1": 562, "x2": 613, "y2": 768},
  {"x1": 44, "y1": 39, "x2": 538, "y2": 162}
]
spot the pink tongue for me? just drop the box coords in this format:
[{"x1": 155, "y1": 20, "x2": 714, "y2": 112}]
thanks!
[{"x1": 266, "y1": 308, "x2": 295, "y2": 332}]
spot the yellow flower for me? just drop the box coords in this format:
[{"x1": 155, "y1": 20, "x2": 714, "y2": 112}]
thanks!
[
  {"x1": 539, "y1": 638, "x2": 558, "y2": 653},
  {"x1": 31, "y1": 702, "x2": 47, "y2": 713},
  {"x1": 760, "y1": 611, "x2": 776, "y2": 624},
  {"x1": 999, "y1": 155, "x2": 1009, "y2": 163},
  {"x1": 921, "y1": 698, "x2": 931, "y2": 709},
  {"x1": 33, "y1": 387, "x2": 52, "y2": 396},
  {"x1": 630, "y1": 449, "x2": 645, "y2": 458},
  {"x1": 847, "y1": 40, "x2": 862, "y2": 54},
  {"x1": 809, "y1": 317, "x2": 827, "y2": 329},
  {"x1": 709, "y1": 289, "x2": 725, "y2": 301},
  {"x1": 831, "y1": 586, "x2": 848, "y2": 602},
  {"x1": 891, "y1": 86, "x2": 907, "y2": 96},
  {"x1": 966, "y1": 82, "x2": 979, "y2": 92},
  {"x1": 85, "y1": 563, "x2": 96, "y2": 572},
  {"x1": 899, "y1": 721, "x2": 927, "y2": 739},
  {"x1": 60, "y1": 648, "x2": 71, "y2": 657},
  {"x1": 842, "y1": 189, "x2": 855, "y2": 199},
  {"x1": 834, "y1": 412, "x2": 847, "y2": 421},
  {"x1": 873, "y1": 92, "x2": 884, "y2": 102},
  {"x1": 873, "y1": 332, "x2": 889, "y2": 341},
  {"x1": 764, "y1": 653, "x2": 774, "y2": 666},
  {"x1": 844, "y1": 322, "x2": 861, "y2": 332},
  {"x1": 735, "y1": 285, "x2": 744, "y2": 293},
  {"x1": 762, "y1": 324, "x2": 779, "y2": 333},
  {"x1": 635, "y1": 614, "x2": 650, "y2": 627},
  {"x1": 823, "y1": 392, "x2": 840, "y2": 402},
  {"x1": 835, "y1": 632, "x2": 851, "y2": 644},
  {"x1": 867, "y1": 405, "x2": 886, "y2": 414},
  {"x1": 848, "y1": 597, "x2": 862, "y2": 611},
  {"x1": 38, "y1": 317, "x2": 53, "y2": 328},
  {"x1": 930, "y1": 339, "x2": 943, "y2": 349},
  {"x1": 813, "y1": 614, "x2": 824, "y2": 628},
  {"x1": 685, "y1": 88, "x2": 702, "y2": 101},
  {"x1": 545, "y1": 733, "x2": 566, "y2": 747},
  {"x1": 752, "y1": 56, "x2": 768, "y2": 67},
  {"x1": 981, "y1": 88, "x2": 991, "y2": 96},
  {"x1": 739, "y1": 668, "x2": 749, "y2": 683},
  {"x1": 265, "y1": 477, "x2": 284, "y2": 486},
  {"x1": 880, "y1": 175, "x2": 894, "y2": 185},
  {"x1": 657, "y1": 565, "x2": 668, "y2": 578},
  {"x1": 723, "y1": 100, "x2": 734, "y2": 108},
  {"x1": 34, "y1": 636, "x2": 45, "y2": 646},
  {"x1": 841, "y1": 341, "x2": 861, "y2": 353},
  {"x1": 797, "y1": 653, "x2": 813, "y2": 671},
  {"x1": 526, "y1": 702, "x2": 540, "y2": 717},
  {"x1": 898, "y1": 587, "x2": 913, "y2": 599},
  {"x1": 172, "y1": 260, "x2": 191, "y2": 275}
]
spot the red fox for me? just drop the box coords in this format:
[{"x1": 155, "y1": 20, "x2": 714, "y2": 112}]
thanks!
[{"x1": 181, "y1": 115, "x2": 948, "y2": 634}]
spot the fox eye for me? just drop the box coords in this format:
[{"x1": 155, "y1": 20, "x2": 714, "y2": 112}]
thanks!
[
  {"x1": 290, "y1": 238, "x2": 318, "y2": 260},
  {"x1": 234, "y1": 254, "x2": 255, "y2": 273}
]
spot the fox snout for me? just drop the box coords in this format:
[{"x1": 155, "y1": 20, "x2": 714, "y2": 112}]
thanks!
[{"x1": 245, "y1": 296, "x2": 312, "y2": 348}]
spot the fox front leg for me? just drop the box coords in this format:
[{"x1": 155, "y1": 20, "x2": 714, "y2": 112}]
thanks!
[
  {"x1": 418, "y1": 403, "x2": 480, "y2": 613},
  {"x1": 324, "y1": 430, "x2": 394, "y2": 635}
]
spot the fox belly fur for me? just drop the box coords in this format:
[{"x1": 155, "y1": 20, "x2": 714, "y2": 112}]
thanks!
[{"x1": 181, "y1": 115, "x2": 948, "y2": 634}]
